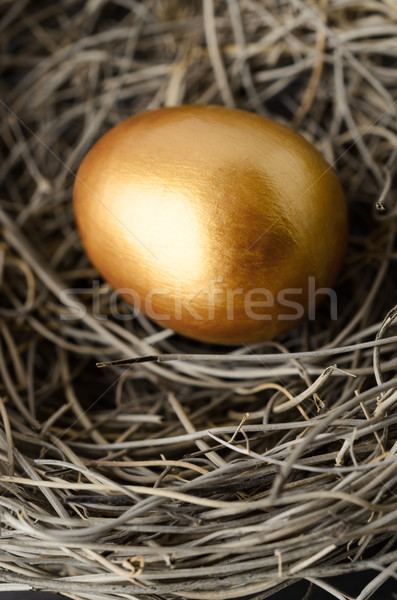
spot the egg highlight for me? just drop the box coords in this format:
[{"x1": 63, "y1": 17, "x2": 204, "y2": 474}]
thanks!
[{"x1": 73, "y1": 105, "x2": 348, "y2": 345}]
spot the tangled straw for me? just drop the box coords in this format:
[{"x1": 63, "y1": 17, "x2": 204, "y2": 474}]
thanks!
[{"x1": 0, "y1": 0, "x2": 397, "y2": 599}]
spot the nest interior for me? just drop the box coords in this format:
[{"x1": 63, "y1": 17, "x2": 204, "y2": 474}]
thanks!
[{"x1": 0, "y1": 1, "x2": 397, "y2": 599}]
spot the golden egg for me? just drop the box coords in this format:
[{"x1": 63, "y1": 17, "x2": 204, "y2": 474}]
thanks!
[{"x1": 73, "y1": 105, "x2": 348, "y2": 345}]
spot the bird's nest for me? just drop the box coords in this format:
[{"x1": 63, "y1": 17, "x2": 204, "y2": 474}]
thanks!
[{"x1": 1, "y1": 1, "x2": 397, "y2": 599}]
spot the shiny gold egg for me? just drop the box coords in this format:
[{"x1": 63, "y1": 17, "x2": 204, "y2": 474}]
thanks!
[{"x1": 73, "y1": 105, "x2": 348, "y2": 345}]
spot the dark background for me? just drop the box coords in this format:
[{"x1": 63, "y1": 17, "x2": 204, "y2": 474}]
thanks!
[{"x1": 1, "y1": 571, "x2": 397, "y2": 600}]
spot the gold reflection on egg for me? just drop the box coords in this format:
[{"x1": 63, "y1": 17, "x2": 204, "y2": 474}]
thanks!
[{"x1": 74, "y1": 105, "x2": 348, "y2": 345}]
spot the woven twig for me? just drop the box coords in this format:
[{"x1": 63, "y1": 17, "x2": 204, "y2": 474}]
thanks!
[{"x1": 0, "y1": 1, "x2": 397, "y2": 599}]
